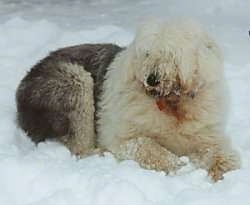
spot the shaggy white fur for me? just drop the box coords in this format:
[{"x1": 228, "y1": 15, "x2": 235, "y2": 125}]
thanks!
[{"x1": 97, "y1": 20, "x2": 240, "y2": 181}]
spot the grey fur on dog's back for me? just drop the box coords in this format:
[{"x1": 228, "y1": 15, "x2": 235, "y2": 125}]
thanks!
[
  {"x1": 16, "y1": 43, "x2": 123, "y2": 151},
  {"x1": 47, "y1": 44, "x2": 124, "y2": 104}
]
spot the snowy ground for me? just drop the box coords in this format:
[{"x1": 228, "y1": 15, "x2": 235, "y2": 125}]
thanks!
[{"x1": 0, "y1": 0, "x2": 250, "y2": 205}]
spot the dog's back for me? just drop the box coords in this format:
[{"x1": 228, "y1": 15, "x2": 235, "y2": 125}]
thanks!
[{"x1": 16, "y1": 43, "x2": 123, "y2": 154}]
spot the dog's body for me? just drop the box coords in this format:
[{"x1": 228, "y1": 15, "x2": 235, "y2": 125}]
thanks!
[
  {"x1": 16, "y1": 44, "x2": 123, "y2": 154},
  {"x1": 16, "y1": 20, "x2": 240, "y2": 181}
]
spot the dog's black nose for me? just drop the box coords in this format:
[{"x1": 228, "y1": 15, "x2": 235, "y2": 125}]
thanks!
[{"x1": 147, "y1": 73, "x2": 160, "y2": 87}]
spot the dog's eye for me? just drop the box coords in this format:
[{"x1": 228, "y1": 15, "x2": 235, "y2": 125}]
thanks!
[{"x1": 146, "y1": 73, "x2": 160, "y2": 87}]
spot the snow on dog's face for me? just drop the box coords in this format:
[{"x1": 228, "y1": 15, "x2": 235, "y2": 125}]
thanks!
[{"x1": 131, "y1": 20, "x2": 223, "y2": 109}]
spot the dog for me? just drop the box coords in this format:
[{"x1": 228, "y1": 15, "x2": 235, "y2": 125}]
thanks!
[{"x1": 16, "y1": 20, "x2": 240, "y2": 181}]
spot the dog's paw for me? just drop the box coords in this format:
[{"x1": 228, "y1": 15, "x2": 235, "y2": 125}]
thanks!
[
  {"x1": 208, "y1": 152, "x2": 240, "y2": 182},
  {"x1": 148, "y1": 151, "x2": 186, "y2": 174},
  {"x1": 208, "y1": 157, "x2": 226, "y2": 181}
]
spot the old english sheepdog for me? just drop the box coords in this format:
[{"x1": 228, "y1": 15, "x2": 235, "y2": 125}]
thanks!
[{"x1": 16, "y1": 20, "x2": 240, "y2": 181}]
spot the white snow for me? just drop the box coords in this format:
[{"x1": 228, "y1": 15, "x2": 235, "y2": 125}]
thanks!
[{"x1": 0, "y1": 0, "x2": 250, "y2": 205}]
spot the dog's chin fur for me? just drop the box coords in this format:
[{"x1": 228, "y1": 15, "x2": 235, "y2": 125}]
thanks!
[{"x1": 97, "y1": 20, "x2": 240, "y2": 181}]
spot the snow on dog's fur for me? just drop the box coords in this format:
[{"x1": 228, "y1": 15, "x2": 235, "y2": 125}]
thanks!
[
  {"x1": 97, "y1": 20, "x2": 240, "y2": 181},
  {"x1": 16, "y1": 20, "x2": 240, "y2": 181}
]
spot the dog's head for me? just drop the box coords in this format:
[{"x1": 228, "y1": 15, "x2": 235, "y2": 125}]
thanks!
[{"x1": 129, "y1": 19, "x2": 223, "y2": 109}]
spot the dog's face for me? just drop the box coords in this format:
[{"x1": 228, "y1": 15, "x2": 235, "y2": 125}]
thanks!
[
  {"x1": 130, "y1": 20, "x2": 222, "y2": 111},
  {"x1": 140, "y1": 54, "x2": 201, "y2": 108}
]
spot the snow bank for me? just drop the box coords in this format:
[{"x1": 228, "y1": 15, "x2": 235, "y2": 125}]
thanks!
[{"x1": 0, "y1": 1, "x2": 250, "y2": 204}]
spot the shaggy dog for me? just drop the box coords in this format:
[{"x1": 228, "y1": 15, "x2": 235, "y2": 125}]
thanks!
[{"x1": 16, "y1": 20, "x2": 240, "y2": 181}]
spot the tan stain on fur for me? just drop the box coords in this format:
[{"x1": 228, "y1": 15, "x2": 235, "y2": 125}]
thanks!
[{"x1": 163, "y1": 102, "x2": 187, "y2": 123}]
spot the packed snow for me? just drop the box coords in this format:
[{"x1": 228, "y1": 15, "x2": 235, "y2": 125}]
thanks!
[{"x1": 0, "y1": 0, "x2": 250, "y2": 205}]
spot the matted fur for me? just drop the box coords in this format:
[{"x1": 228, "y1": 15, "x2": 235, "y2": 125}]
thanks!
[{"x1": 97, "y1": 20, "x2": 240, "y2": 181}]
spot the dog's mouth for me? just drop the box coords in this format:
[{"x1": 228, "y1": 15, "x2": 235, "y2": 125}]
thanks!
[
  {"x1": 147, "y1": 88, "x2": 181, "y2": 110},
  {"x1": 142, "y1": 72, "x2": 200, "y2": 111},
  {"x1": 145, "y1": 83, "x2": 197, "y2": 111}
]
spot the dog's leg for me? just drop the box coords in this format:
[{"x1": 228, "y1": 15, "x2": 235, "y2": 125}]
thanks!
[
  {"x1": 17, "y1": 62, "x2": 96, "y2": 155},
  {"x1": 111, "y1": 137, "x2": 184, "y2": 173},
  {"x1": 188, "y1": 135, "x2": 240, "y2": 181},
  {"x1": 57, "y1": 63, "x2": 96, "y2": 155},
  {"x1": 61, "y1": 108, "x2": 95, "y2": 156}
]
